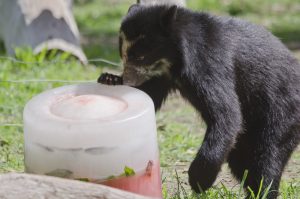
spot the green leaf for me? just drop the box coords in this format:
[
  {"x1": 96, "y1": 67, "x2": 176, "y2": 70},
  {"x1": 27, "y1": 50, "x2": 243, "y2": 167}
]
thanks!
[
  {"x1": 123, "y1": 166, "x2": 135, "y2": 177},
  {"x1": 261, "y1": 180, "x2": 273, "y2": 199},
  {"x1": 37, "y1": 47, "x2": 48, "y2": 63},
  {"x1": 238, "y1": 170, "x2": 248, "y2": 199}
]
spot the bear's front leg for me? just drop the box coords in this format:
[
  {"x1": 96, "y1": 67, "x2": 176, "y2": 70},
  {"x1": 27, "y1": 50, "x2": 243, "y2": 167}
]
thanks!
[
  {"x1": 188, "y1": 152, "x2": 222, "y2": 192},
  {"x1": 187, "y1": 76, "x2": 242, "y2": 193}
]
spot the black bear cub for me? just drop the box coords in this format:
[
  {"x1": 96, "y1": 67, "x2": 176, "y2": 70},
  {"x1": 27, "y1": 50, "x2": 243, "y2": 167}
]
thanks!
[{"x1": 98, "y1": 4, "x2": 300, "y2": 199}]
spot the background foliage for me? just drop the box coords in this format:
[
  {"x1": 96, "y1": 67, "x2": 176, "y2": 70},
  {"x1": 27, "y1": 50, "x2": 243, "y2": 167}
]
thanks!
[{"x1": 0, "y1": 0, "x2": 299, "y2": 198}]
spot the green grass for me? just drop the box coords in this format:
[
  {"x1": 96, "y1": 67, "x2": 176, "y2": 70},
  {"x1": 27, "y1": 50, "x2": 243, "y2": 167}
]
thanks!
[
  {"x1": 186, "y1": 0, "x2": 300, "y2": 45},
  {"x1": 0, "y1": 49, "x2": 101, "y2": 173},
  {"x1": 0, "y1": 0, "x2": 300, "y2": 198}
]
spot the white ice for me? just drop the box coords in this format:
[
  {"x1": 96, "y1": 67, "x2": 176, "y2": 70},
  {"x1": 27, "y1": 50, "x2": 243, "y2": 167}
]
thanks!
[{"x1": 51, "y1": 94, "x2": 127, "y2": 120}]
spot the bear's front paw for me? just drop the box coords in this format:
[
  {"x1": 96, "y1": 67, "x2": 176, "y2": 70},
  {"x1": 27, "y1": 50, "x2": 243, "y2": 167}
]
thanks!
[
  {"x1": 97, "y1": 73, "x2": 123, "y2": 85},
  {"x1": 188, "y1": 158, "x2": 219, "y2": 193}
]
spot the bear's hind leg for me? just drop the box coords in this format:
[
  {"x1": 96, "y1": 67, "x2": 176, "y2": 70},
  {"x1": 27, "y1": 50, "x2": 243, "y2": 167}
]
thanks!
[
  {"x1": 243, "y1": 142, "x2": 296, "y2": 199},
  {"x1": 228, "y1": 134, "x2": 292, "y2": 199},
  {"x1": 245, "y1": 124, "x2": 300, "y2": 199},
  {"x1": 245, "y1": 151, "x2": 282, "y2": 199}
]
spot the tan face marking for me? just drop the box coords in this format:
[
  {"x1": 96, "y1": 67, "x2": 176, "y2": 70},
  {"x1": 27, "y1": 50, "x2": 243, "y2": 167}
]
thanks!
[
  {"x1": 136, "y1": 58, "x2": 172, "y2": 76},
  {"x1": 120, "y1": 31, "x2": 130, "y2": 63},
  {"x1": 123, "y1": 58, "x2": 172, "y2": 86},
  {"x1": 120, "y1": 31, "x2": 145, "y2": 63}
]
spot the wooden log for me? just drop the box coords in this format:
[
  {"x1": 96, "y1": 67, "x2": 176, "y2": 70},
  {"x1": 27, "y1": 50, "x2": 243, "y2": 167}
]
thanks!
[{"x1": 0, "y1": 173, "x2": 155, "y2": 199}]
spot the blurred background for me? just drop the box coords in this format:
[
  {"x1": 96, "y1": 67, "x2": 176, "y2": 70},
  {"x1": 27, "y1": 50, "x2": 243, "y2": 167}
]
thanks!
[
  {"x1": 0, "y1": 0, "x2": 299, "y2": 198},
  {"x1": 76, "y1": 0, "x2": 300, "y2": 61},
  {"x1": 1, "y1": 0, "x2": 300, "y2": 61}
]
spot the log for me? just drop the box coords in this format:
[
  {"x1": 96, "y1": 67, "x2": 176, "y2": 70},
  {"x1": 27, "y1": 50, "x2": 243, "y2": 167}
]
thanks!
[{"x1": 0, "y1": 173, "x2": 155, "y2": 199}]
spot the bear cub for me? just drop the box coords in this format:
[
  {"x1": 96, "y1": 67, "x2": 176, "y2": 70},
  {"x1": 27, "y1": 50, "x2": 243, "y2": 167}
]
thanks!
[{"x1": 98, "y1": 4, "x2": 300, "y2": 199}]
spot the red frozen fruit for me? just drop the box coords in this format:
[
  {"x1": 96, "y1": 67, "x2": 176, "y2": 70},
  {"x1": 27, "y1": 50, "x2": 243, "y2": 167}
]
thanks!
[{"x1": 101, "y1": 160, "x2": 162, "y2": 198}]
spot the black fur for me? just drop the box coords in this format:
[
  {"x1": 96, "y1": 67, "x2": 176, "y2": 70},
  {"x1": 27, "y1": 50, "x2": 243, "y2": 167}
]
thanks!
[{"x1": 98, "y1": 5, "x2": 300, "y2": 198}]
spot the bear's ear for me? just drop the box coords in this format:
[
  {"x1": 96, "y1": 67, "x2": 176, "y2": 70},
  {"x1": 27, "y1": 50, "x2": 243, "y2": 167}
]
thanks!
[
  {"x1": 128, "y1": 4, "x2": 140, "y2": 13},
  {"x1": 160, "y1": 5, "x2": 178, "y2": 33}
]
